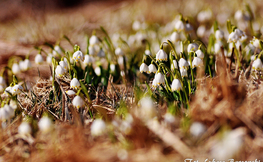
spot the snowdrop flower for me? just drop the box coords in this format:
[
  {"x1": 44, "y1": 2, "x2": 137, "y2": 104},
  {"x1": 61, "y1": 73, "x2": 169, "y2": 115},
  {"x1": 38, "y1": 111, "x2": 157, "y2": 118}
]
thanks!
[
  {"x1": 94, "y1": 67, "x2": 101, "y2": 76},
  {"x1": 120, "y1": 71, "x2": 125, "y2": 77},
  {"x1": 12, "y1": 63, "x2": 20, "y2": 74},
  {"x1": 252, "y1": 58, "x2": 263, "y2": 71},
  {"x1": 196, "y1": 49, "x2": 204, "y2": 59},
  {"x1": 235, "y1": 29, "x2": 245, "y2": 38},
  {"x1": 170, "y1": 31, "x2": 180, "y2": 43},
  {"x1": 175, "y1": 20, "x2": 185, "y2": 32},
  {"x1": 138, "y1": 96, "x2": 156, "y2": 120},
  {"x1": 11, "y1": 84, "x2": 23, "y2": 95},
  {"x1": 5, "y1": 86, "x2": 12, "y2": 94},
  {"x1": 66, "y1": 90, "x2": 76, "y2": 96},
  {"x1": 187, "y1": 43, "x2": 198, "y2": 53},
  {"x1": 250, "y1": 37, "x2": 261, "y2": 49},
  {"x1": 53, "y1": 45, "x2": 63, "y2": 56},
  {"x1": 197, "y1": 25, "x2": 206, "y2": 38},
  {"x1": 18, "y1": 122, "x2": 32, "y2": 135},
  {"x1": 145, "y1": 49, "x2": 151, "y2": 56},
  {"x1": 228, "y1": 32, "x2": 239, "y2": 43},
  {"x1": 91, "y1": 119, "x2": 106, "y2": 137},
  {"x1": 70, "y1": 78, "x2": 80, "y2": 90},
  {"x1": 148, "y1": 64, "x2": 157, "y2": 73},
  {"x1": 118, "y1": 56, "x2": 124, "y2": 66},
  {"x1": 83, "y1": 55, "x2": 94, "y2": 66},
  {"x1": 171, "y1": 79, "x2": 182, "y2": 91},
  {"x1": 110, "y1": 64, "x2": 116, "y2": 72},
  {"x1": 55, "y1": 65, "x2": 66, "y2": 78},
  {"x1": 59, "y1": 60, "x2": 68, "y2": 71},
  {"x1": 189, "y1": 122, "x2": 206, "y2": 137},
  {"x1": 73, "y1": 51, "x2": 84, "y2": 62},
  {"x1": 179, "y1": 58, "x2": 189, "y2": 69},
  {"x1": 46, "y1": 54, "x2": 53, "y2": 64},
  {"x1": 9, "y1": 100, "x2": 17, "y2": 110},
  {"x1": 197, "y1": 10, "x2": 212, "y2": 23},
  {"x1": 154, "y1": 72, "x2": 165, "y2": 85},
  {"x1": 164, "y1": 112, "x2": 176, "y2": 124},
  {"x1": 140, "y1": 63, "x2": 149, "y2": 73},
  {"x1": 180, "y1": 68, "x2": 188, "y2": 77},
  {"x1": 214, "y1": 41, "x2": 223, "y2": 54},
  {"x1": 22, "y1": 59, "x2": 31, "y2": 71},
  {"x1": 38, "y1": 116, "x2": 53, "y2": 132},
  {"x1": 115, "y1": 47, "x2": 124, "y2": 56},
  {"x1": 0, "y1": 85, "x2": 5, "y2": 93},
  {"x1": 152, "y1": 79, "x2": 158, "y2": 88},
  {"x1": 97, "y1": 49, "x2": 105, "y2": 58},
  {"x1": 35, "y1": 54, "x2": 44, "y2": 64},
  {"x1": 215, "y1": 30, "x2": 224, "y2": 41},
  {"x1": 192, "y1": 57, "x2": 203, "y2": 68},
  {"x1": 156, "y1": 49, "x2": 168, "y2": 62},
  {"x1": 132, "y1": 20, "x2": 141, "y2": 31},
  {"x1": 234, "y1": 10, "x2": 244, "y2": 21},
  {"x1": 0, "y1": 106, "x2": 10, "y2": 121},
  {"x1": 171, "y1": 60, "x2": 178, "y2": 70},
  {"x1": 72, "y1": 95, "x2": 85, "y2": 109},
  {"x1": 89, "y1": 35, "x2": 100, "y2": 46},
  {"x1": 0, "y1": 76, "x2": 6, "y2": 87}
]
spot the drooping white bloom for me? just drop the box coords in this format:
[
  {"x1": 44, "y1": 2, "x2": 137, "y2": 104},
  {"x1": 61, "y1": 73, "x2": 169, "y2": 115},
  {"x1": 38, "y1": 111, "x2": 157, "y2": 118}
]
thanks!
[
  {"x1": 179, "y1": 58, "x2": 189, "y2": 69},
  {"x1": 83, "y1": 55, "x2": 94, "y2": 66},
  {"x1": 138, "y1": 96, "x2": 156, "y2": 120},
  {"x1": 196, "y1": 49, "x2": 204, "y2": 59},
  {"x1": 140, "y1": 63, "x2": 149, "y2": 73},
  {"x1": 72, "y1": 51, "x2": 84, "y2": 62},
  {"x1": 88, "y1": 45, "x2": 96, "y2": 55},
  {"x1": 18, "y1": 122, "x2": 32, "y2": 135},
  {"x1": 250, "y1": 37, "x2": 261, "y2": 49},
  {"x1": 5, "y1": 86, "x2": 12, "y2": 94},
  {"x1": 70, "y1": 78, "x2": 80, "y2": 90},
  {"x1": 97, "y1": 49, "x2": 105, "y2": 58},
  {"x1": 171, "y1": 79, "x2": 182, "y2": 91},
  {"x1": 228, "y1": 29, "x2": 245, "y2": 43},
  {"x1": 46, "y1": 54, "x2": 53, "y2": 64},
  {"x1": 215, "y1": 30, "x2": 224, "y2": 41},
  {"x1": 197, "y1": 25, "x2": 206, "y2": 38},
  {"x1": 192, "y1": 57, "x2": 203, "y2": 68},
  {"x1": 59, "y1": 60, "x2": 68, "y2": 71},
  {"x1": 120, "y1": 71, "x2": 125, "y2": 77},
  {"x1": 55, "y1": 65, "x2": 66, "y2": 78},
  {"x1": 72, "y1": 95, "x2": 85, "y2": 109},
  {"x1": 148, "y1": 64, "x2": 157, "y2": 73},
  {"x1": 185, "y1": 23, "x2": 193, "y2": 33},
  {"x1": 197, "y1": 10, "x2": 212, "y2": 23},
  {"x1": 35, "y1": 54, "x2": 44, "y2": 64},
  {"x1": 132, "y1": 20, "x2": 141, "y2": 31},
  {"x1": 0, "y1": 76, "x2": 6, "y2": 87},
  {"x1": 234, "y1": 10, "x2": 244, "y2": 21},
  {"x1": 53, "y1": 45, "x2": 63, "y2": 56},
  {"x1": 11, "y1": 84, "x2": 23, "y2": 95},
  {"x1": 22, "y1": 59, "x2": 31, "y2": 71},
  {"x1": 91, "y1": 119, "x2": 106, "y2": 137},
  {"x1": 170, "y1": 31, "x2": 180, "y2": 43},
  {"x1": 110, "y1": 64, "x2": 116, "y2": 72},
  {"x1": 156, "y1": 49, "x2": 168, "y2": 62},
  {"x1": 189, "y1": 122, "x2": 206, "y2": 137},
  {"x1": 154, "y1": 72, "x2": 165, "y2": 86},
  {"x1": 235, "y1": 29, "x2": 245, "y2": 39},
  {"x1": 145, "y1": 49, "x2": 151, "y2": 56},
  {"x1": 115, "y1": 47, "x2": 124, "y2": 56},
  {"x1": 171, "y1": 60, "x2": 178, "y2": 70},
  {"x1": 180, "y1": 68, "x2": 188, "y2": 77},
  {"x1": 252, "y1": 58, "x2": 263, "y2": 71},
  {"x1": 12, "y1": 63, "x2": 20, "y2": 74},
  {"x1": 38, "y1": 116, "x2": 53, "y2": 132},
  {"x1": 0, "y1": 106, "x2": 10, "y2": 121},
  {"x1": 66, "y1": 90, "x2": 76, "y2": 96},
  {"x1": 89, "y1": 35, "x2": 100, "y2": 46},
  {"x1": 214, "y1": 41, "x2": 223, "y2": 54},
  {"x1": 175, "y1": 20, "x2": 185, "y2": 32},
  {"x1": 187, "y1": 43, "x2": 199, "y2": 53},
  {"x1": 5, "y1": 105, "x2": 15, "y2": 119},
  {"x1": 94, "y1": 67, "x2": 101, "y2": 76},
  {"x1": 118, "y1": 56, "x2": 124, "y2": 65}
]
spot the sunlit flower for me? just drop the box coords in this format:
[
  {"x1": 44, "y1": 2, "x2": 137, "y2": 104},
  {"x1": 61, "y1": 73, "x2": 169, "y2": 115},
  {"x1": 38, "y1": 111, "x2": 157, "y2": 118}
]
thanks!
[
  {"x1": 156, "y1": 49, "x2": 168, "y2": 62},
  {"x1": 148, "y1": 64, "x2": 157, "y2": 73},
  {"x1": 171, "y1": 79, "x2": 182, "y2": 91},
  {"x1": 0, "y1": 106, "x2": 10, "y2": 121},
  {"x1": 154, "y1": 72, "x2": 165, "y2": 85},
  {"x1": 12, "y1": 63, "x2": 20, "y2": 74},
  {"x1": 187, "y1": 43, "x2": 199, "y2": 53},
  {"x1": 66, "y1": 90, "x2": 76, "y2": 96},
  {"x1": 91, "y1": 119, "x2": 106, "y2": 137},
  {"x1": 11, "y1": 84, "x2": 23, "y2": 95},
  {"x1": 192, "y1": 57, "x2": 203, "y2": 68},
  {"x1": 53, "y1": 45, "x2": 63, "y2": 56},
  {"x1": 94, "y1": 67, "x2": 101, "y2": 76},
  {"x1": 70, "y1": 78, "x2": 80, "y2": 90},
  {"x1": 179, "y1": 58, "x2": 189, "y2": 69},
  {"x1": 197, "y1": 9, "x2": 212, "y2": 23},
  {"x1": 9, "y1": 100, "x2": 17, "y2": 110},
  {"x1": 250, "y1": 37, "x2": 261, "y2": 49},
  {"x1": 59, "y1": 60, "x2": 68, "y2": 71},
  {"x1": 115, "y1": 47, "x2": 124, "y2": 56},
  {"x1": 180, "y1": 68, "x2": 188, "y2": 77},
  {"x1": 215, "y1": 30, "x2": 224, "y2": 41},
  {"x1": 145, "y1": 49, "x2": 151, "y2": 56},
  {"x1": 252, "y1": 58, "x2": 263, "y2": 71},
  {"x1": 170, "y1": 31, "x2": 180, "y2": 43},
  {"x1": 140, "y1": 63, "x2": 149, "y2": 73},
  {"x1": 72, "y1": 95, "x2": 85, "y2": 109},
  {"x1": 73, "y1": 51, "x2": 84, "y2": 62},
  {"x1": 35, "y1": 54, "x2": 44, "y2": 64},
  {"x1": 90, "y1": 35, "x2": 100, "y2": 46},
  {"x1": 214, "y1": 41, "x2": 223, "y2": 54},
  {"x1": 132, "y1": 20, "x2": 141, "y2": 31},
  {"x1": 38, "y1": 116, "x2": 53, "y2": 133},
  {"x1": 55, "y1": 65, "x2": 66, "y2": 78},
  {"x1": 197, "y1": 25, "x2": 206, "y2": 38},
  {"x1": 110, "y1": 64, "x2": 116, "y2": 73},
  {"x1": 46, "y1": 54, "x2": 53, "y2": 64},
  {"x1": 175, "y1": 20, "x2": 185, "y2": 32},
  {"x1": 83, "y1": 55, "x2": 94, "y2": 66},
  {"x1": 18, "y1": 122, "x2": 32, "y2": 135},
  {"x1": 171, "y1": 60, "x2": 178, "y2": 70},
  {"x1": 196, "y1": 49, "x2": 204, "y2": 59}
]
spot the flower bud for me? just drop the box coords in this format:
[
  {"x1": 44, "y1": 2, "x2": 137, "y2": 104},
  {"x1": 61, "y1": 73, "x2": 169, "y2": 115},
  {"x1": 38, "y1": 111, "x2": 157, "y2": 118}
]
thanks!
[
  {"x1": 55, "y1": 65, "x2": 66, "y2": 78},
  {"x1": 171, "y1": 79, "x2": 182, "y2": 91},
  {"x1": 35, "y1": 54, "x2": 44, "y2": 64},
  {"x1": 140, "y1": 63, "x2": 149, "y2": 73},
  {"x1": 72, "y1": 95, "x2": 85, "y2": 109},
  {"x1": 70, "y1": 78, "x2": 80, "y2": 90},
  {"x1": 154, "y1": 72, "x2": 165, "y2": 85},
  {"x1": 148, "y1": 64, "x2": 157, "y2": 73},
  {"x1": 156, "y1": 49, "x2": 168, "y2": 62}
]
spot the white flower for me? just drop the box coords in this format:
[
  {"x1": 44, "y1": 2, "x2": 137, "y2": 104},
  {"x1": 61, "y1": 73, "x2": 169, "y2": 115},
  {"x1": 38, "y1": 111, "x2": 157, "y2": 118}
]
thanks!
[
  {"x1": 94, "y1": 67, "x2": 101, "y2": 76},
  {"x1": 228, "y1": 29, "x2": 245, "y2": 43},
  {"x1": 115, "y1": 47, "x2": 124, "y2": 56},
  {"x1": 91, "y1": 119, "x2": 106, "y2": 137},
  {"x1": 55, "y1": 65, "x2": 66, "y2": 78},
  {"x1": 22, "y1": 59, "x2": 31, "y2": 71},
  {"x1": 18, "y1": 122, "x2": 32, "y2": 135},
  {"x1": 35, "y1": 54, "x2": 44, "y2": 64},
  {"x1": 171, "y1": 79, "x2": 182, "y2": 91},
  {"x1": 148, "y1": 64, "x2": 157, "y2": 73},
  {"x1": 120, "y1": 71, "x2": 125, "y2": 77},
  {"x1": 197, "y1": 25, "x2": 206, "y2": 38},
  {"x1": 59, "y1": 60, "x2": 68, "y2": 71},
  {"x1": 46, "y1": 54, "x2": 53, "y2": 64},
  {"x1": 66, "y1": 90, "x2": 76, "y2": 96},
  {"x1": 72, "y1": 95, "x2": 85, "y2": 109},
  {"x1": 175, "y1": 20, "x2": 185, "y2": 32},
  {"x1": 187, "y1": 43, "x2": 199, "y2": 53},
  {"x1": 11, "y1": 84, "x2": 23, "y2": 95},
  {"x1": 234, "y1": 10, "x2": 244, "y2": 21},
  {"x1": 0, "y1": 106, "x2": 10, "y2": 121},
  {"x1": 110, "y1": 64, "x2": 116, "y2": 72},
  {"x1": 156, "y1": 49, "x2": 168, "y2": 62},
  {"x1": 196, "y1": 49, "x2": 204, "y2": 59},
  {"x1": 53, "y1": 45, "x2": 63, "y2": 56},
  {"x1": 250, "y1": 37, "x2": 261, "y2": 49},
  {"x1": 215, "y1": 30, "x2": 224, "y2": 41},
  {"x1": 252, "y1": 58, "x2": 263, "y2": 71},
  {"x1": 5, "y1": 86, "x2": 12, "y2": 94},
  {"x1": 73, "y1": 51, "x2": 84, "y2": 62},
  {"x1": 170, "y1": 31, "x2": 180, "y2": 43},
  {"x1": 234, "y1": 29, "x2": 245, "y2": 38},
  {"x1": 12, "y1": 63, "x2": 20, "y2": 74},
  {"x1": 197, "y1": 10, "x2": 212, "y2": 23},
  {"x1": 97, "y1": 49, "x2": 105, "y2": 57},
  {"x1": 38, "y1": 116, "x2": 53, "y2": 132},
  {"x1": 0, "y1": 85, "x2": 5, "y2": 93},
  {"x1": 138, "y1": 96, "x2": 156, "y2": 120},
  {"x1": 189, "y1": 122, "x2": 206, "y2": 137},
  {"x1": 132, "y1": 20, "x2": 141, "y2": 31},
  {"x1": 140, "y1": 63, "x2": 149, "y2": 73},
  {"x1": 214, "y1": 41, "x2": 223, "y2": 54},
  {"x1": 171, "y1": 60, "x2": 178, "y2": 70},
  {"x1": 179, "y1": 58, "x2": 189, "y2": 69},
  {"x1": 70, "y1": 78, "x2": 80, "y2": 90},
  {"x1": 89, "y1": 35, "x2": 100, "y2": 46},
  {"x1": 145, "y1": 49, "x2": 151, "y2": 56},
  {"x1": 180, "y1": 68, "x2": 188, "y2": 77},
  {"x1": 152, "y1": 79, "x2": 158, "y2": 88},
  {"x1": 9, "y1": 100, "x2": 17, "y2": 110},
  {"x1": 0, "y1": 76, "x2": 6, "y2": 87},
  {"x1": 83, "y1": 55, "x2": 94, "y2": 66},
  {"x1": 154, "y1": 72, "x2": 165, "y2": 85},
  {"x1": 118, "y1": 56, "x2": 125, "y2": 65},
  {"x1": 185, "y1": 23, "x2": 193, "y2": 32},
  {"x1": 164, "y1": 112, "x2": 176, "y2": 124},
  {"x1": 192, "y1": 57, "x2": 203, "y2": 68}
]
